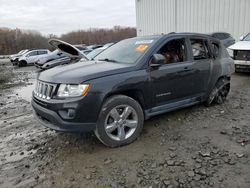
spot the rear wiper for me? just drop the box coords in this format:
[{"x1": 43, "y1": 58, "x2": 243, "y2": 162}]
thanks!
[{"x1": 98, "y1": 58, "x2": 117, "y2": 62}]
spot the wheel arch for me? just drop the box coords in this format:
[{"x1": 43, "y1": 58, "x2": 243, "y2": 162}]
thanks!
[{"x1": 103, "y1": 89, "x2": 146, "y2": 110}]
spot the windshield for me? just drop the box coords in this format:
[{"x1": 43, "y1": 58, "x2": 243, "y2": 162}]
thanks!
[
  {"x1": 243, "y1": 33, "x2": 250, "y2": 41},
  {"x1": 94, "y1": 37, "x2": 157, "y2": 64}
]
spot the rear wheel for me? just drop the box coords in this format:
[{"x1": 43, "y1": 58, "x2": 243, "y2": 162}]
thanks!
[
  {"x1": 205, "y1": 78, "x2": 230, "y2": 106},
  {"x1": 95, "y1": 95, "x2": 144, "y2": 147},
  {"x1": 214, "y1": 83, "x2": 230, "y2": 104}
]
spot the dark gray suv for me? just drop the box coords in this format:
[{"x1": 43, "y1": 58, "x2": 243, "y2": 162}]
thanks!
[{"x1": 32, "y1": 33, "x2": 234, "y2": 147}]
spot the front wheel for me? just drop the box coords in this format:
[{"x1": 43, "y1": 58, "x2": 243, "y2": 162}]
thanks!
[
  {"x1": 18, "y1": 60, "x2": 27, "y2": 67},
  {"x1": 95, "y1": 95, "x2": 144, "y2": 147}
]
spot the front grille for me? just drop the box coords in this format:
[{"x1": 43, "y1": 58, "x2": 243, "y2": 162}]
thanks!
[
  {"x1": 34, "y1": 81, "x2": 56, "y2": 100},
  {"x1": 234, "y1": 50, "x2": 250, "y2": 61}
]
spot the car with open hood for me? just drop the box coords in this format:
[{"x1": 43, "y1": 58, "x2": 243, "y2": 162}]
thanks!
[
  {"x1": 32, "y1": 33, "x2": 234, "y2": 147},
  {"x1": 228, "y1": 33, "x2": 250, "y2": 72},
  {"x1": 34, "y1": 49, "x2": 66, "y2": 68},
  {"x1": 39, "y1": 39, "x2": 89, "y2": 70}
]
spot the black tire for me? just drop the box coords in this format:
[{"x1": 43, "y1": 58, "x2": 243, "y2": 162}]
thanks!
[
  {"x1": 204, "y1": 78, "x2": 230, "y2": 106},
  {"x1": 95, "y1": 95, "x2": 144, "y2": 147},
  {"x1": 18, "y1": 60, "x2": 27, "y2": 67}
]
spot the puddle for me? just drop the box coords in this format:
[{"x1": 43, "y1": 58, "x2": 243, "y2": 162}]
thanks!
[{"x1": 14, "y1": 80, "x2": 36, "y2": 102}]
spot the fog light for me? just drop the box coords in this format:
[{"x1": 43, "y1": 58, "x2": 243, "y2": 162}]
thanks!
[
  {"x1": 67, "y1": 109, "x2": 75, "y2": 118},
  {"x1": 58, "y1": 109, "x2": 76, "y2": 119}
]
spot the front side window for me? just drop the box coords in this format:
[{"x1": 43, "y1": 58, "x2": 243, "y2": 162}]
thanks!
[
  {"x1": 191, "y1": 39, "x2": 209, "y2": 60},
  {"x1": 158, "y1": 39, "x2": 187, "y2": 64},
  {"x1": 94, "y1": 37, "x2": 158, "y2": 64}
]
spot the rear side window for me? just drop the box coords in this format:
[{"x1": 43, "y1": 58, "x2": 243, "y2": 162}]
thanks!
[
  {"x1": 38, "y1": 50, "x2": 48, "y2": 55},
  {"x1": 28, "y1": 51, "x2": 38, "y2": 56},
  {"x1": 223, "y1": 33, "x2": 230, "y2": 39},
  {"x1": 190, "y1": 39, "x2": 209, "y2": 60}
]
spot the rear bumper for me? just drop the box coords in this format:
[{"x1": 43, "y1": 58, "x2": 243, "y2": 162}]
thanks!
[{"x1": 32, "y1": 98, "x2": 96, "y2": 132}]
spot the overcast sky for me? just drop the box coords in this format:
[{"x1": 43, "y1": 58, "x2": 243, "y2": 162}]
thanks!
[{"x1": 0, "y1": 0, "x2": 136, "y2": 36}]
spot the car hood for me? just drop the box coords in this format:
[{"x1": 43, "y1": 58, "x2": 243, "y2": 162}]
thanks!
[
  {"x1": 10, "y1": 54, "x2": 22, "y2": 58},
  {"x1": 38, "y1": 60, "x2": 135, "y2": 84},
  {"x1": 49, "y1": 39, "x2": 89, "y2": 60},
  {"x1": 228, "y1": 41, "x2": 250, "y2": 50}
]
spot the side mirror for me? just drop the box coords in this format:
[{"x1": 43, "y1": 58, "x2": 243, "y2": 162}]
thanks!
[
  {"x1": 239, "y1": 35, "x2": 244, "y2": 41},
  {"x1": 150, "y1": 54, "x2": 165, "y2": 67}
]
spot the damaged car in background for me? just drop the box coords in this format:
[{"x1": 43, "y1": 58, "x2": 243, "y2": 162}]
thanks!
[
  {"x1": 9, "y1": 49, "x2": 29, "y2": 63},
  {"x1": 34, "y1": 49, "x2": 66, "y2": 68},
  {"x1": 32, "y1": 33, "x2": 234, "y2": 147},
  {"x1": 39, "y1": 39, "x2": 90, "y2": 70},
  {"x1": 39, "y1": 41, "x2": 113, "y2": 70},
  {"x1": 228, "y1": 32, "x2": 250, "y2": 72}
]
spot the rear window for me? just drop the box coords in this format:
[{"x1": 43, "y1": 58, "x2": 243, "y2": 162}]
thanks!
[
  {"x1": 190, "y1": 39, "x2": 209, "y2": 60},
  {"x1": 212, "y1": 33, "x2": 229, "y2": 40}
]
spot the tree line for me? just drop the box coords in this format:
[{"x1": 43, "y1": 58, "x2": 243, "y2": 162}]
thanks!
[{"x1": 0, "y1": 26, "x2": 136, "y2": 55}]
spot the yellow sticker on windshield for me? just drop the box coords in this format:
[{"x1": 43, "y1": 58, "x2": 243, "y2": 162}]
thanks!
[{"x1": 135, "y1": 44, "x2": 149, "y2": 53}]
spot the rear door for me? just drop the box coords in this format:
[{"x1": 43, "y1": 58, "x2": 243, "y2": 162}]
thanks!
[
  {"x1": 26, "y1": 50, "x2": 38, "y2": 64},
  {"x1": 188, "y1": 37, "x2": 212, "y2": 95}
]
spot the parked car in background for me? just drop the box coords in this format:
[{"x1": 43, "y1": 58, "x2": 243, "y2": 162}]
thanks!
[
  {"x1": 40, "y1": 39, "x2": 89, "y2": 70},
  {"x1": 210, "y1": 32, "x2": 235, "y2": 48},
  {"x1": 32, "y1": 33, "x2": 234, "y2": 147},
  {"x1": 86, "y1": 43, "x2": 114, "y2": 60},
  {"x1": 35, "y1": 49, "x2": 66, "y2": 68},
  {"x1": 42, "y1": 42, "x2": 108, "y2": 70},
  {"x1": 81, "y1": 49, "x2": 93, "y2": 54},
  {"x1": 228, "y1": 32, "x2": 250, "y2": 72},
  {"x1": 41, "y1": 56, "x2": 71, "y2": 70},
  {"x1": 74, "y1": 44, "x2": 87, "y2": 51},
  {"x1": 10, "y1": 49, "x2": 29, "y2": 63},
  {"x1": 18, "y1": 49, "x2": 50, "y2": 66},
  {"x1": 87, "y1": 44, "x2": 103, "y2": 50}
]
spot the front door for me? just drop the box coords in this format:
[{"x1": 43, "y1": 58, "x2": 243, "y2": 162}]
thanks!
[{"x1": 150, "y1": 37, "x2": 200, "y2": 107}]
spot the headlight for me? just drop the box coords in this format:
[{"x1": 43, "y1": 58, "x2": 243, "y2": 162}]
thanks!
[{"x1": 57, "y1": 84, "x2": 89, "y2": 98}]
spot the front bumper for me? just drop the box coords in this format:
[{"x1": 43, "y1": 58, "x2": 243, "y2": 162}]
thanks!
[
  {"x1": 235, "y1": 60, "x2": 250, "y2": 72},
  {"x1": 32, "y1": 96, "x2": 96, "y2": 132}
]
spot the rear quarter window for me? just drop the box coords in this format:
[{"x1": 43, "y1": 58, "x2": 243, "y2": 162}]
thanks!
[{"x1": 211, "y1": 42, "x2": 220, "y2": 58}]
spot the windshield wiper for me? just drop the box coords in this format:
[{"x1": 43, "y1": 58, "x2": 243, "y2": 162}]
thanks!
[{"x1": 98, "y1": 58, "x2": 117, "y2": 62}]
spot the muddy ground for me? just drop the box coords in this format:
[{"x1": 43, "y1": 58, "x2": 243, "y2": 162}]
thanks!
[{"x1": 0, "y1": 58, "x2": 250, "y2": 188}]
